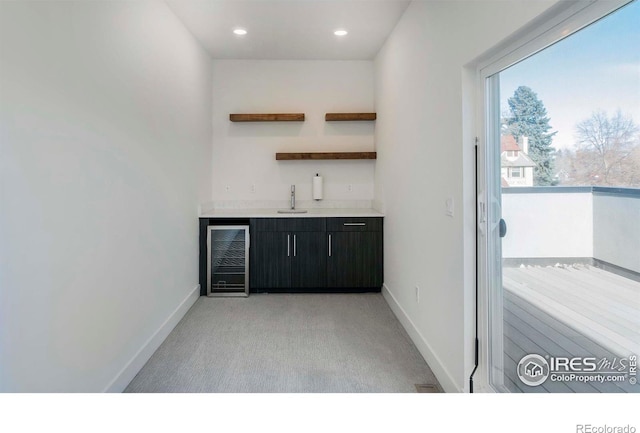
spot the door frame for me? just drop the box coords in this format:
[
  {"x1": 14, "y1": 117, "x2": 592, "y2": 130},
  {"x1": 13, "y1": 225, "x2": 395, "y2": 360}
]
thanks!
[{"x1": 473, "y1": 0, "x2": 633, "y2": 392}]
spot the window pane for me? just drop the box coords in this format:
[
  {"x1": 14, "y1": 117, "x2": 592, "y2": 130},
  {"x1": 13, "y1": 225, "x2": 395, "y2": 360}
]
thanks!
[{"x1": 499, "y1": 1, "x2": 640, "y2": 189}]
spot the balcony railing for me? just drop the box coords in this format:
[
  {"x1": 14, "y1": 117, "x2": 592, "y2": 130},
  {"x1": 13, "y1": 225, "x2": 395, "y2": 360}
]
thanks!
[{"x1": 502, "y1": 186, "x2": 640, "y2": 276}]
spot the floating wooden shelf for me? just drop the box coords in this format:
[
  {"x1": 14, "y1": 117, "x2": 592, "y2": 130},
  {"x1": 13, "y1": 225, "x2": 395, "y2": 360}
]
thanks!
[
  {"x1": 229, "y1": 113, "x2": 305, "y2": 122},
  {"x1": 276, "y1": 152, "x2": 377, "y2": 161},
  {"x1": 325, "y1": 113, "x2": 376, "y2": 121}
]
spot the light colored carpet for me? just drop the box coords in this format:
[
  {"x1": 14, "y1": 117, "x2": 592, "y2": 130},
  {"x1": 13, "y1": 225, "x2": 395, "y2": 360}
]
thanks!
[{"x1": 125, "y1": 293, "x2": 440, "y2": 393}]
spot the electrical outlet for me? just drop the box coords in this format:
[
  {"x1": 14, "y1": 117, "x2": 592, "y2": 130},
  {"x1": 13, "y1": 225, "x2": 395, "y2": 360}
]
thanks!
[
  {"x1": 415, "y1": 286, "x2": 420, "y2": 303},
  {"x1": 250, "y1": 184, "x2": 255, "y2": 193},
  {"x1": 348, "y1": 184, "x2": 353, "y2": 192},
  {"x1": 225, "y1": 185, "x2": 231, "y2": 192}
]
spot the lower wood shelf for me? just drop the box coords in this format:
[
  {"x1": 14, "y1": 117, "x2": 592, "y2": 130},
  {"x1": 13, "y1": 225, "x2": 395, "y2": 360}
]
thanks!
[
  {"x1": 230, "y1": 113, "x2": 305, "y2": 122},
  {"x1": 276, "y1": 152, "x2": 377, "y2": 160},
  {"x1": 325, "y1": 113, "x2": 376, "y2": 121}
]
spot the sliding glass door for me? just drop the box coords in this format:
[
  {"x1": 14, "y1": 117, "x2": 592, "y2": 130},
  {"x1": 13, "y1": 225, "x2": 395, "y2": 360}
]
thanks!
[{"x1": 480, "y1": 0, "x2": 639, "y2": 393}]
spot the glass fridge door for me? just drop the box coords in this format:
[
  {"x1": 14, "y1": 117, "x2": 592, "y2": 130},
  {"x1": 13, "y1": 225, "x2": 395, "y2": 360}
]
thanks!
[{"x1": 207, "y1": 226, "x2": 249, "y2": 297}]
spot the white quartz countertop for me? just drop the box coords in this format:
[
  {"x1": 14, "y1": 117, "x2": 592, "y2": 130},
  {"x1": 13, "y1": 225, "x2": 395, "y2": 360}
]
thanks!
[{"x1": 199, "y1": 208, "x2": 384, "y2": 218}]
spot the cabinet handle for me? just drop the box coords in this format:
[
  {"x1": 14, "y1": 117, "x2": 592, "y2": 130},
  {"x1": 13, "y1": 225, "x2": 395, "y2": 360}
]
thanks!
[
  {"x1": 328, "y1": 234, "x2": 332, "y2": 257},
  {"x1": 293, "y1": 234, "x2": 297, "y2": 257},
  {"x1": 344, "y1": 223, "x2": 366, "y2": 226},
  {"x1": 287, "y1": 234, "x2": 290, "y2": 257}
]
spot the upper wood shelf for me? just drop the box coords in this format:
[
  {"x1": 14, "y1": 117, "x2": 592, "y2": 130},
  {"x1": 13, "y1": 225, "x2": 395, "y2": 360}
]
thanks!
[
  {"x1": 325, "y1": 113, "x2": 376, "y2": 121},
  {"x1": 276, "y1": 152, "x2": 377, "y2": 161},
  {"x1": 230, "y1": 113, "x2": 305, "y2": 122}
]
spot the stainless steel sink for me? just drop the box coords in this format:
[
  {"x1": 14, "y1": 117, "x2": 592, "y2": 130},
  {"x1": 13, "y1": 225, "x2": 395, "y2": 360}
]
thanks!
[{"x1": 277, "y1": 209, "x2": 308, "y2": 214}]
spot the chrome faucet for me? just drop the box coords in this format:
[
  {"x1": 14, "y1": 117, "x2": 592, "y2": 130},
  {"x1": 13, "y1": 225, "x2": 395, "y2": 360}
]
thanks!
[{"x1": 290, "y1": 185, "x2": 296, "y2": 209}]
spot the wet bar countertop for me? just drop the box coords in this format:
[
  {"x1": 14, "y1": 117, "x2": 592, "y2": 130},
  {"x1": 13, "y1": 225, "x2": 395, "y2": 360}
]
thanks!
[{"x1": 199, "y1": 208, "x2": 384, "y2": 218}]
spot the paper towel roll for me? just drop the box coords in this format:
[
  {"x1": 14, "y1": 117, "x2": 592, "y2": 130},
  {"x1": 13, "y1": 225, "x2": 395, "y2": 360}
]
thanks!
[{"x1": 313, "y1": 174, "x2": 323, "y2": 200}]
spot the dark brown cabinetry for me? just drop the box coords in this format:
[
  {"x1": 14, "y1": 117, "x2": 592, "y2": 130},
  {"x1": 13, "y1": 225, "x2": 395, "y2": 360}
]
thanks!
[
  {"x1": 200, "y1": 216, "x2": 383, "y2": 295},
  {"x1": 250, "y1": 218, "x2": 327, "y2": 292},
  {"x1": 327, "y1": 218, "x2": 383, "y2": 289},
  {"x1": 250, "y1": 217, "x2": 382, "y2": 293}
]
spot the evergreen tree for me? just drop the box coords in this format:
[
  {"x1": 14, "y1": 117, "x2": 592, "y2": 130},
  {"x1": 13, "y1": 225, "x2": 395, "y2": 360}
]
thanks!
[{"x1": 506, "y1": 86, "x2": 557, "y2": 185}]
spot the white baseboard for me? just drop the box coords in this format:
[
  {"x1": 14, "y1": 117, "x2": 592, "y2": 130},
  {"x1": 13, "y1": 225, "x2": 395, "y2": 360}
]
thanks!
[
  {"x1": 103, "y1": 284, "x2": 201, "y2": 392},
  {"x1": 382, "y1": 283, "x2": 461, "y2": 393}
]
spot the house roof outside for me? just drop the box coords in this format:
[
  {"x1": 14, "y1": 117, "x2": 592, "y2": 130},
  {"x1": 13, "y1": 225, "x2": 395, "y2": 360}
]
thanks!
[
  {"x1": 501, "y1": 134, "x2": 536, "y2": 168},
  {"x1": 501, "y1": 135, "x2": 521, "y2": 152},
  {"x1": 502, "y1": 153, "x2": 536, "y2": 167}
]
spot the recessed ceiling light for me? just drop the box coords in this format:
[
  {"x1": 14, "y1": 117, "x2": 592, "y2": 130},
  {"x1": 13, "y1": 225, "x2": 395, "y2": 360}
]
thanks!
[
  {"x1": 233, "y1": 28, "x2": 247, "y2": 36},
  {"x1": 334, "y1": 30, "x2": 348, "y2": 36}
]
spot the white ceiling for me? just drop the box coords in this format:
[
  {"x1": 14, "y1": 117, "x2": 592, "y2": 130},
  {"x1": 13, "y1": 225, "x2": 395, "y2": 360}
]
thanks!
[{"x1": 165, "y1": 0, "x2": 411, "y2": 60}]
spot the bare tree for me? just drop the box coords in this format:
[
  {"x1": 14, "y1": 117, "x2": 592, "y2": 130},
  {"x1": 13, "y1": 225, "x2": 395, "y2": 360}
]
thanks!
[{"x1": 573, "y1": 110, "x2": 640, "y2": 186}]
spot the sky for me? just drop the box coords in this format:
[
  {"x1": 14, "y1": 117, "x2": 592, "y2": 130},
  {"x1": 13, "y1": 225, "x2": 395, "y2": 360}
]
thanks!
[{"x1": 500, "y1": 0, "x2": 640, "y2": 150}]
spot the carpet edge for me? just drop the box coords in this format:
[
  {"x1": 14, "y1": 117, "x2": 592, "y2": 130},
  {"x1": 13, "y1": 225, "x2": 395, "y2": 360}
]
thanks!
[
  {"x1": 102, "y1": 284, "x2": 201, "y2": 393},
  {"x1": 382, "y1": 284, "x2": 461, "y2": 393}
]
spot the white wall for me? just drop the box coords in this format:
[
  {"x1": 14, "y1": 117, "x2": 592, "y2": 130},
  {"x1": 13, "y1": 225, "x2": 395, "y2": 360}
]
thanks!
[
  {"x1": 211, "y1": 60, "x2": 374, "y2": 208},
  {"x1": 0, "y1": 1, "x2": 212, "y2": 391},
  {"x1": 594, "y1": 194, "x2": 640, "y2": 273},
  {"x1": 374, "y1": 0, "x2": 555, "y2": 392},
  {"x1": 502, "y1": 192, "x2": 593, "y2": 259},
  {"x1": 501, "y1": 191, "x2": 640, "y2": 273}
]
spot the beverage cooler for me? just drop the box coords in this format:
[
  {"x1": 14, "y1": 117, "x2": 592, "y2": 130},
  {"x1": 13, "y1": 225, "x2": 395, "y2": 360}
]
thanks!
[{"x1": 207, "y1": 226, "x2": 249, "y2": 297}]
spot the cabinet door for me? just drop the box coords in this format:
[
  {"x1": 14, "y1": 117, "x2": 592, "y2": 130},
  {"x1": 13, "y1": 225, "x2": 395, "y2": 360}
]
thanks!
[
  {"x1": 328, "y1": 231, "x2": 383, "y2": 288},
  {"x1": 290, "y1": 232, "x2": 327, "y2": 289},
  {"x1": 250, "y1": 231, "x2": 291, "y2": 289}
]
